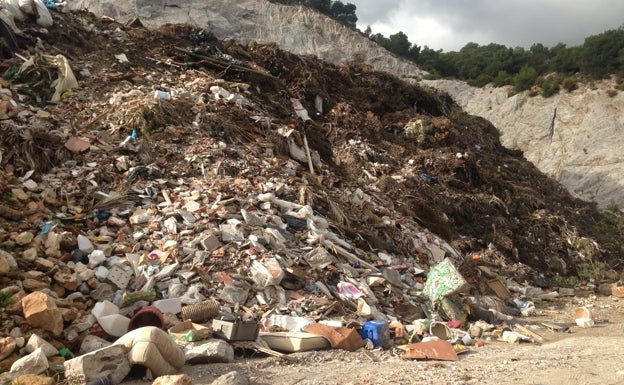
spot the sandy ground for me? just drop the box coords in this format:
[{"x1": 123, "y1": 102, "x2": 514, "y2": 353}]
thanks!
[{"x1": 121, "y1": 294, "x2": 624, "y2": 385}]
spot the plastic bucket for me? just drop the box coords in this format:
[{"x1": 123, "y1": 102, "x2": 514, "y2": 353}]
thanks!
[
  {"x1": 360, "y1": 320, "x2": 390, "y2": 348},
  {"x1": 574, "y1": 307, "x2": 595, "y2": 321},
  {"x1": 429, "y1": 322, "x2": 453, "y2": 341},
  {"x1": 128, "y1": 306, "x2": 165, "y2": 331}
]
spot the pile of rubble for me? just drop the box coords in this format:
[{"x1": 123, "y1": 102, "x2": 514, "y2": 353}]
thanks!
[{"x1": 0, "y1": 6, "x2": 621, "y2": 385}]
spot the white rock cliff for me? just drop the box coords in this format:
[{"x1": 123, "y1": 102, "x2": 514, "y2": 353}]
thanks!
[{"x1": 64, "y1": 0, "x2": 624, "y2": 208}]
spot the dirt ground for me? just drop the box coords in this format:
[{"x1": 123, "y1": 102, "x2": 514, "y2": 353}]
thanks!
[{"x1": 120, "y1": 294, "x2": 624, "y2": 385}]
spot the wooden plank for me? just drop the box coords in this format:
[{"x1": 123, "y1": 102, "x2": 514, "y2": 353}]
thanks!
[
  {"x1": 514, "y1": 324, "x2": 545, "y2": 343},
  {"x1": 231, "y1": 341, "x2": 298, "y2": 361}
]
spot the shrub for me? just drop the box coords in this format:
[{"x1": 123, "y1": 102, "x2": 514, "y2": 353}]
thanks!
[
  {"x1": 469, "y1": 73, "x2": 491, "y2": 88},
  {"x1": 514, "y1": 66, "x2": 538, "y2": 93},
  {"x1": 562, "y1": 77, "x2": 578, "y2": 92},
  {"x1": 541, "y1": 80, "x2": 560, "y2": 97},
  {"x1": 492, "y1": 71, "x2": 511, "y2": 87}
]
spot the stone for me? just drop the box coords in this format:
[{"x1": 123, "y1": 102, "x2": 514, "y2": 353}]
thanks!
[
  {"x1": 64, "y1": 345, "x2": 130, "y2": 385},
  {"x1": 0, "y1": 337, "x2": 16, "y2": 360},
  {"x1": 0, "y1": 249, "x2": 17, "y2": 271},
  {"x1": 11, "y1": 374, "x2": 55, "y2": 385},
  {"x1": 0, "y1": 253, "x2": 9, "y2": 274},
  {"x1": 22, "y1": 248, "x2": 38, "y2": 261},
  {"x1": 77, "y1": 234, "x2": 94, "y2": 253},
  {"x1": 219, "y1": 284, "x2": 249, "y2": 304},
  {"x1": 10, "y1": 188, "x2": 29, "y2": 201},
  {"x1": 59, "y1": 307, "x2": 79, "y2": 322},
  {"x1": 21, "y1": 292, "x2": 64, "y2": 336},
  {"x1": 199, "y1": 234, "x2": 220, "y2": 251},
  {"x1": 34, "y1": 257, "x2": 55, "y2": 270},
  {"x1": 22, "y1": 278, "x2": 51, "y2": 291},
  {"x1": 15, "y1": 232, "x2": 34, "y2": 246},
  {"x1": 184, "y1": 339, "x2": 234, "y2": 364},
  {"x1": 64, "y1": 136, "x2": 91, "y2": 153},
  {"x1": 22, "y1": 179, "x2": 38, "y2": 191},
  {"x1": 90, "y1": 283, "x2": 115, "y2": 301},
  {"x1": 53, "y1": 270, "x2": 79, "y2": 291},
  {"x1": 152, "y1": 374, "x2": 192, "y2": 385},
  {"x1": 211, "y1": 371, "x2": 249, "y2": 385},
  {"x1": 25, "y1": 334, "x2": 58, "y2": 358},
  {"x1": 78, "y1": 335, "x2": 111, "y2": 355},
  {"x1": 10, "y1": 348, "x2": 48, "y2": 379}
]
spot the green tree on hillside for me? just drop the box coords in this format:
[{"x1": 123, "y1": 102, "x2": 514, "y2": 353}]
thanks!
[
  {"x1": 580, "y1": 27, "x2": 624, "y2": 78},
  {"x1": 271, "y1": 0, "x2": 357, "y2": 27},
  {"x1": 514, "y1": 65, "x2": 538, "y2": 92}
]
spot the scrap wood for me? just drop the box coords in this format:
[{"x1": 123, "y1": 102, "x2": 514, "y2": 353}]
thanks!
[
  {"x1": 513, "y1": 324, "x2": 545, "y2": 343},
  {"x1": 174, "y1": 47, "x2": 279, "y2": 80},
  {"x1": 232, "y1": 341, "x2": 298, "y2": 361},
  {"x1": 541, "y1": 322, "x2": 570, "y2": 333},
  {"x1": 323, "y1": 240, "x2": 379, "y2": 272}
]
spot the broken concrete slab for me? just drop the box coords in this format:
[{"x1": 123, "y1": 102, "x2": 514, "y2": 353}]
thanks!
[
  {"x1": 25, "y1": 334, "x2": 58, "y2": 358},
  {"x1": 63, "y1": 345, "x2": 131, "y2": 385},
  {"x1": 10, "y1": 348, "x2": 48, "y2": 379},
  {"x1": 184, "y1": 339, "x2": 234, "y2": 364}
]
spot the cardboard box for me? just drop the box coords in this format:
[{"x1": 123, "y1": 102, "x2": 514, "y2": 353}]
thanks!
[
  {"x1": 168, "y1": 320, "x2": 213, "y2": 342},
  {"x1": 212, "y1": 318, "x2": 259, "y2": 341}
]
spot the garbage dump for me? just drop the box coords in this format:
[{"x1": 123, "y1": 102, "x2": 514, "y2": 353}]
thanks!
[{"x1": 0, "y1": 5, "x2": 622, "y2": 385}]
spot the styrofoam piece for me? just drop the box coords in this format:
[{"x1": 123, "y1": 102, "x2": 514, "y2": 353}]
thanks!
[{"x1": 152, "y1": 298, "x2": 182, "y2": 314}]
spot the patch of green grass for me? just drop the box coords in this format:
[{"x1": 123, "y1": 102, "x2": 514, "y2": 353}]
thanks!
[{"x1": 0, "y1": 291, "x2": 14, "y2": 307}]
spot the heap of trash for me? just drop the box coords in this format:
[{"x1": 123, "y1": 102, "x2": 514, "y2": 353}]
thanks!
[{"x1": 0, "y1": 4, "x2": 622, "y2": 385}]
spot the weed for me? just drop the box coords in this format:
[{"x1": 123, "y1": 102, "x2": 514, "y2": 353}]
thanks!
[{"x1": 0, "y1": 291, "x2": 14, "y2": 307}]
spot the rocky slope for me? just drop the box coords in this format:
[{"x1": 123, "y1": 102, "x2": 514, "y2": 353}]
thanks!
[
  {"x1": 64, "y1": 0, "x2": 425, "y2": 79},
  {"x1": 424, "y1": 79, "x2": 624, "y2": 209},
  {"x1": 64, "y1": 0, "x2": 624, "y2": 209}
]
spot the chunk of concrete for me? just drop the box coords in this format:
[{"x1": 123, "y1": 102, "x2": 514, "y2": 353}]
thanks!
[
  {"x1": 184, "y1": 339, "x2": 234, "y2": 364},
  {"x1": 10, "y1": 348, "x2": 48, "y2": 379},
  {"x1": 64, "y1": 345, "x2": 130, "y2": 385},
  {"x1": 78, "y1": 335, "x2": 112, "y2": 355},
  {"x1": 25, "y1": 334, "x2": 58, "y2": 358}
]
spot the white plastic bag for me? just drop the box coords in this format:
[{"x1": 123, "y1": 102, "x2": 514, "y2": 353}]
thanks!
[
  {"x1": 18, "y1": 0, "x2": 53, "y2": 27},
  {"x1": 2, "y1": 0, "x2": 27, "y2": 21}
]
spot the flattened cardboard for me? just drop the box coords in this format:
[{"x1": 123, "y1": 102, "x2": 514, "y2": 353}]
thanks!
[{"x1": 403, "y1": 340, "x2": 459, "y2": 361}]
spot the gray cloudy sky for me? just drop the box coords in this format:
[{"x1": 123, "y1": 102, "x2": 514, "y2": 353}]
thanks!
[{"x1": 347, "y1": 0, "x2": 624, "y2": 52}]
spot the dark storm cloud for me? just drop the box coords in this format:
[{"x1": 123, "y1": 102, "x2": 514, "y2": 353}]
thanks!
[{"x1": 347, "y1": 0, "x2": 624, "y2": 51}]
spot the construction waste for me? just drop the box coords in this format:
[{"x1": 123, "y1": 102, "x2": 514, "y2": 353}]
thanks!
[{"x1": 0, "y1": 4, "x2": 621, "y2": 385}]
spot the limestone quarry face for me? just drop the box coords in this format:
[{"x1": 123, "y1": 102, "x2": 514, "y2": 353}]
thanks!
[
  {"x1": 64, "y1": 0, "x2": 425, "y2": 79},
  {"x1": 65, "y1": 0, "x2": 624, "y2": 208}
]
